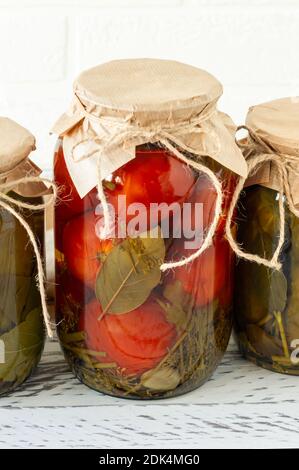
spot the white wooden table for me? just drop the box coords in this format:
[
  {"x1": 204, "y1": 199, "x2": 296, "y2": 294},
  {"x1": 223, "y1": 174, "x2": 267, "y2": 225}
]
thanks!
[{"x1": 0, "y1": 338, "x2": 298, "y2": 449}]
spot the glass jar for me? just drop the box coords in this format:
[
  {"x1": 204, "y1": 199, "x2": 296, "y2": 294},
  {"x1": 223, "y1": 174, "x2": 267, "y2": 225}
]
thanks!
[
  {"x1": 0, "y1": 117, "x2": 45, "y2": 396},
  {"x1": 52, "y1": 59, "x2": 247, "y2": 398},
  {"x1": 0, "y1": 196, "x2": 44, "y2": 396},
  {"x1": 54, "y1": 141, "x2": 236, "y2": 398},
  {"x1": 234, "y1": 97, "x2": 299, "y2": 375}
]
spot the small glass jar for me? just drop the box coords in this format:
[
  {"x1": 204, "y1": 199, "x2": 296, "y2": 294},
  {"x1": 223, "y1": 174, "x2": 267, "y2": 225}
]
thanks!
[
  {"x1": 234, "y1": 97, "x2": 299, "y2": 375},
  {"x1": 53, "y1": 59, "x2": 246, "y2": 398},
  {"x1": 0, "y1": 118, "x2": 45, "y2": 396}
]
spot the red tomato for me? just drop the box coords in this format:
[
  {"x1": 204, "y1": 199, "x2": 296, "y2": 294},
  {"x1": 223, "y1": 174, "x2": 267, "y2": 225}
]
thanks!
[
  {"x1": 185, "y1": 173, "x2": 236, "y2": 236},
  {"x1": 54, "y1": 143, "x2": 98, "y2": 221},
  {"x1": 105, "y1": 148, "x2": 195, "y2": 227},
  {"x1": 187, "y1": 175, "x2": 217, "y2": 230},
  {"x1": 169, "y1": 172, "x2": 236, "y2": 243},
  {"x1": 165, "y1": 238, "x2": 232, "y2": 308},
  {"x1": 63, "y1": 211, "x2": 116, "y2": 289},
  {"x1": 169, "y1": 178, "x2": 212, "y2": 241},
  {"x1": 79, "y1": 298, "x2": 177, "y2": 375}
]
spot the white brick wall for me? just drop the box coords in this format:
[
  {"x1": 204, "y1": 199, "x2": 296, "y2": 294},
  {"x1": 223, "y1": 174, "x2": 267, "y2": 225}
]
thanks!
[{"x1": 0, "y1": 0, "x2": 298, "y2": 172}]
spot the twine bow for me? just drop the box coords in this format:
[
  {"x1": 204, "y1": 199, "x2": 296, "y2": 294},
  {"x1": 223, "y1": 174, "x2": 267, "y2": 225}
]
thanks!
[
  {"x1": 225, "y1": 125, "x2": 299, "y2": 271},
  {"x1": 0, "y1": 172, "x2": 57, "y2": 338},
  {"x1": 71, "y1": 95, "x2": 224, "y2": 271}
]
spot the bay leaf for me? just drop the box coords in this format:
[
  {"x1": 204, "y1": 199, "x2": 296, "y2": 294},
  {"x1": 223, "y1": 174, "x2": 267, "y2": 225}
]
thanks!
[
  {"x1": 0, "y1": 307, "x2": 44, "y2": 383},
  {"x1": 141, "y1": 367, "x2": 180, "y2": 391},
  {"x1": 95, "y1": 229, "x2": 165, "y2": 314},
  {"x1": 268, "y1": 270, "x2": 288, "y2": 314}
]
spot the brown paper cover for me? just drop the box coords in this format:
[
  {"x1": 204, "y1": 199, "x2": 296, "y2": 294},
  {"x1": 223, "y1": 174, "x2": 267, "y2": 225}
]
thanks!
[
  {"x1": 244, "y1": 97, "x2": 299, "y2": 203},
  {"x1": 0, "y1": 117, "x2": 48, "y2": 196},
  {"x1": 52, "y1": 59, "x2": 247, "y2": 198}
]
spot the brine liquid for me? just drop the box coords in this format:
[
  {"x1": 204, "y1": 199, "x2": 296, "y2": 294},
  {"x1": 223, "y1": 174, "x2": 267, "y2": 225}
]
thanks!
[{"x1": 55, "y1": 142, "x2": 235, "y2": 398}]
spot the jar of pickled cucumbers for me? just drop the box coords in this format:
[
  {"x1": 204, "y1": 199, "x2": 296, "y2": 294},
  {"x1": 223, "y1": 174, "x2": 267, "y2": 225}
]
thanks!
[
  {"x1": 234, "y1": 97, "x2": 299, "y2": 375},
  {"x1": 52, "y1": 59, "x2": 247, "y2": 398},
  {"x1": 0, "y1": 117, "x2": 46, "y2": 396}
]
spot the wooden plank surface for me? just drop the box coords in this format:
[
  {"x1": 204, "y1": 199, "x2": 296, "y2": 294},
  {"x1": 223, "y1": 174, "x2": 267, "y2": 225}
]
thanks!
[{"x1": 0, "y1": 339, "x2": 298, "y2": 449}]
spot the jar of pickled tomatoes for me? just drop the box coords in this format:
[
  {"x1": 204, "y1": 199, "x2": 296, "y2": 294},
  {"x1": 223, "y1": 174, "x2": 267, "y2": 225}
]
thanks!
[
  {"x1": 52, "y1": 59, "x2": 247, "y2": 398},
  {"x1": 0, "y1": 118, "x2": 46, "y2": 396}
]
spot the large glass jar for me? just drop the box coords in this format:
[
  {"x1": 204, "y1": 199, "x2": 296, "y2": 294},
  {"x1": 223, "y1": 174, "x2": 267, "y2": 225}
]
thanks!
[
  {"x1": 52, "y1": 59, "x2": 247, "y2": 398},
  {"x1": 0, "y1": 119, "x2": 45, "y2": 396},
  {"x1": 54, "y1": 141, "x2": 236, "y2": 398}
]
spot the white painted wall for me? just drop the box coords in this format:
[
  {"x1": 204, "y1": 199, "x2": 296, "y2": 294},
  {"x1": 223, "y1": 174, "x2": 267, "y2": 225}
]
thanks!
[{"x1": 0, "y1": 0, "x2": 298, "y2": 172}]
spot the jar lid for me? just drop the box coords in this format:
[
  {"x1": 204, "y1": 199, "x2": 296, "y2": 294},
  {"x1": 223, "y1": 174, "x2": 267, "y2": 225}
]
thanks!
[
  {"x1": 246, "y1": 97, "x2": 299, "y2": 156},
  {"x1": 75, "y1": 58, "x2": 223, "y2": 115},
  {"x1": 0, "y1": 117, "x2": 36, "y2": 173},
  {"x1": 52, "y1": 59, "x2": 247, "y2": 198}
]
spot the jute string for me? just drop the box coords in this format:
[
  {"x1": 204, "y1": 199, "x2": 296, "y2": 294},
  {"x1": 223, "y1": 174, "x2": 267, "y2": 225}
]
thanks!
[
  {"x1": 71, "y1": 96, "x2": 224, "y2": 271},
  {"x1": 225, "y1": 125, "x2": 299, "y2": 271},
  {"x1": 0, "y1": 172, "x2": 57, "y2": 338}
]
